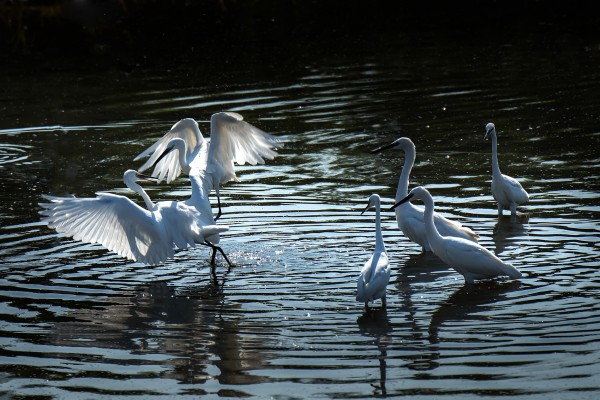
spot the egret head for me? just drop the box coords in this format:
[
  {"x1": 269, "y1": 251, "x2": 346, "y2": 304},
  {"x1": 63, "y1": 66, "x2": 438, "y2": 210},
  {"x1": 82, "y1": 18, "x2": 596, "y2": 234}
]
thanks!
[
  {"x1": 361, "y1": 194, "x2": 381, "y2": 215},
  {"x1": 370, "y1": 137, "x2": 414, "y2": 154},
  {"x1": 135, "y1": 171, "x2": 159, "y2": 183},
  {"x1": 389, "y1": 186, "x2": 430, "y2": 211},
  {"x1": 123, "y1": 170, "x2": 158, "y2": 191},
  {"x1": 484, "y1": 122, "x2": 496, "y2": 139},
  {"x1": 153, "y1": 137, "x2": 187, "y2": 167}
]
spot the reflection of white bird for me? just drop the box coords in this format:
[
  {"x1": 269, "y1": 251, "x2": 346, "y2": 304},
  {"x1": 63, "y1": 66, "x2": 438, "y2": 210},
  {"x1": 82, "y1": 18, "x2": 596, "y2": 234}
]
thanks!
[
  {"x1": 371, "y1": 137, "x2": 478, "y2": 252},
  {"x1": 357, "y1": 194, "x2": 392, "y2": 308},
  {"x1": 135, "y1": 112, "x2": 283, "y2": 219},
  {"x1": 39, "y1": 169, "x2": 231, "y2": 266},
  {"x1": 391, "y1": 186, "x2": 522, "y2": 284},
  {"x1": 485, "y1": 123, "x2": 529, "y2": 217}
]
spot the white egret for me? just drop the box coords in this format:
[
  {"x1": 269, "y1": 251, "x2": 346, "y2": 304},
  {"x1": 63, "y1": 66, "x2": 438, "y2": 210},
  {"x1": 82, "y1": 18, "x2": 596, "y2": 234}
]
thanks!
[
  {"x1": 391, "y1": 186, "x2": 522, "y2": 284},
  {"x1": 39, "y1": 169, "x2": 232, "y2": 266},
  {"x1": 485, "y1": 123, "x2": 529, "y2": 217},
  {"x1": 356, "y1": 194, "x2": 392, "y2": 309},
  {"x1": 371, "y1": 137, "x2": 479, "y2": 252},
  {"x1": 135, "y1": 112, "x2": 283, "y2": 219}
]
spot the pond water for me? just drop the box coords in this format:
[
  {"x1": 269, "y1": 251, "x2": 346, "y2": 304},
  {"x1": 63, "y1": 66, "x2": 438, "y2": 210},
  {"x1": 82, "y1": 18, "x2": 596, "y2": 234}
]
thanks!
[{"x1": 1, "y1": 28, "x2": 600, "y2": 399}]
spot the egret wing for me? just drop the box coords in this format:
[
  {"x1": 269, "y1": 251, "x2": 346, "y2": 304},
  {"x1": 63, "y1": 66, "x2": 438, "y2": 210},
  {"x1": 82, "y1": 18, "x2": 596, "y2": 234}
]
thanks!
[
  {"x1": 433, "y1": 210, "x2": 480, "y2": 241},
  {"x1": 357, "y1": 252, "x2": 390, "y2": 302},
  {"x1": 39, "y1": 193, "x2": 173, "y2": 265},
  {"x1": 502, "y1": 174, "x2": 529, "y2": 203},
  {"x1": 396, "y1": 204, "x2": 430, "y2": 248},
  {"x1": 441, "y1": 238, "x2": 519, "y2": 279},
  {"x1": 207, "y1": 112, "x2": 283, "y2": 185},
  {"x1": 135, "y1": 119, "x2": 206, "y2": 183}
]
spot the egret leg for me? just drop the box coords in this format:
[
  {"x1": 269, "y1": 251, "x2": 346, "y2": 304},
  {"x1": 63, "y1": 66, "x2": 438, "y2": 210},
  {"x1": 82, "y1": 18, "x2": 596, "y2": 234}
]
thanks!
[
  {"x1": 382, "y1": 295, "x2": 387, "y2": 308},
  {"x1": 463, "y1": 273, "x2": 475, "y2": 285},
  {"x1": 497, "y1": 203, "x2": 503, "y2": 217},
  {"x1": 510, "y1": 202, "x2": 517, "y2": 216},
  {"x1": 210, "y1": 247, "x2": 218, "y2": 265},
  {"x1": 202, "y1": 240, "x2": 233, "y2": 267},
  {"x1": 215, "y1": 195, "x2": 222, "y2": 221}
]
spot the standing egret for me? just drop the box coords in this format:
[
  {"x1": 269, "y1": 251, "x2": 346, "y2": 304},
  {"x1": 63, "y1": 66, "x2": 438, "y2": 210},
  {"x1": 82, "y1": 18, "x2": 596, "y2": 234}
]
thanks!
[
  {"x1": 390, "y1": 186, "x2": 522, "y2": 284},
  {"x1": 356, "y1": 194, "x2": 392, "y2": 309},
  {"x1": 135, "y1": 112, "x2": 283, "y2": 219},
  {"x1": 484, "y1": 123, "x2": 529, "y2": 217},
  {"x1": 39, "y1": 169, "x2": 232, "y2": 266},
  {"x1": 371, "y1": 137, "x2": 479, "y2": 252}
]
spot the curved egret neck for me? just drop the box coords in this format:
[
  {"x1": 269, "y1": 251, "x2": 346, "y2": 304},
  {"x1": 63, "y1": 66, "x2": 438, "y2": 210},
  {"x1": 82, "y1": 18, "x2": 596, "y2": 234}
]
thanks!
[
  {"x1": 421, "y1": 191, "x2": 445, "y2": 251},
  {"x1": 124, "y1": 172, "x2": 155, "y2": 210},
  {"x1": 490, "y1": 129, "x2": 502, "y2": 178},
  {"x1": 396, "y1": 140, "x2": 416, "y2": 200}
]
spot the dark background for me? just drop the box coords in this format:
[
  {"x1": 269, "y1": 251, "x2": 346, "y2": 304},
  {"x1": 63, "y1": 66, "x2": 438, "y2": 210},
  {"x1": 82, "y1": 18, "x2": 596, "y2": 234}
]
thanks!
[{"x1": 1, "y1": 0, "x2": 599, "y2": 71}]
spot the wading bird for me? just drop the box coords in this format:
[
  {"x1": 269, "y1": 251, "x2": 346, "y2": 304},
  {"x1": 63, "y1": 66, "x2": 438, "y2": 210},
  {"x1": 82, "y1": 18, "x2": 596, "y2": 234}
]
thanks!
[
  {"x1": 39, "y1": 169, "x2": 232, "y2": 266},
  {"x1": 356, "y1": 194, "x2": 392, "y2": 309},
  {"x1": 371, "y1": 137, "x2": 478, "y2": 252},
  {"x1": 135, "y1": 112, "x2": 282, "y2": 219},
  {"x1": 390, "y1": 186, "x2": 522, "y2": 284},
  {"x1": 484, "y1": 123, "x2": 529, "y2": 217}
]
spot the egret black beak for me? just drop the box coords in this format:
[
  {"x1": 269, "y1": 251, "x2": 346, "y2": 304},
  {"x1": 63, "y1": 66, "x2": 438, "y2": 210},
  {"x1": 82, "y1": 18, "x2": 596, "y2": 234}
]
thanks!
[
  {"x1": 370, "y1": 140, "x2": 399, "y2": 154},
  {"x1": 360, "y1": 202, "x2": 372, "y2": 215},
  {"x1": 389, "y1": 192, "x2": 414, "y2": 211},
  {"x1": 153, "y1": 144, "x2": 175, "y2": 167},
  {"x1": 135, "y1": 172, "x2": 159, "y2": 183}
]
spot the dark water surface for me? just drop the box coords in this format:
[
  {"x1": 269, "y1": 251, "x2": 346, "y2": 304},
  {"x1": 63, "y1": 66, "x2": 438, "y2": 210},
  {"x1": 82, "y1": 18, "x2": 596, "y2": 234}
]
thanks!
[{"x1": 1, "y1": 29, "x2": 600, "y2": 399}]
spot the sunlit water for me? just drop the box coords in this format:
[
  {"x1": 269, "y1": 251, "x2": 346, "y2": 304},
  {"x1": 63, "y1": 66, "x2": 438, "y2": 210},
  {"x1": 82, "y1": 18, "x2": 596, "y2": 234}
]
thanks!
[{"x1": 1, "y1": 36, "x2": 600, "y2": 399}]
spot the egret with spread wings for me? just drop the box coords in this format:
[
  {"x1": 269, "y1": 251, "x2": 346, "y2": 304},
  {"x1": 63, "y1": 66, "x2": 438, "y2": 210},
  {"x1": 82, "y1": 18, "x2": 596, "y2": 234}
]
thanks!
[
  {"x1": 39, "y1": 169, "x2": 231, "y2": 266},
  {"x1": 135, "y1": 112, "x2": 283, "y2": 219}
]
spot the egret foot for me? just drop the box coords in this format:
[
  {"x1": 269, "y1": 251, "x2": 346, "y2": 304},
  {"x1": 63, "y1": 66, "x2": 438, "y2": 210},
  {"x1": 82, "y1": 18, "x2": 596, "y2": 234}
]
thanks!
[{"x1": 203, "y1": 240, "x2": 233, "y2": 267}]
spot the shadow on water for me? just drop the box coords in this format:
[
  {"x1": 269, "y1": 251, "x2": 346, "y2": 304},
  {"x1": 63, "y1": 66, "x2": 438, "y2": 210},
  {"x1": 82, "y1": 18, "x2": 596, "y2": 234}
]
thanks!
[
  {"x1": 428, "y1": 280, "x2": 522, "y2": 345},
  {"x1": 357, "y1": 307, "x2": 392, "y2": 398},
  {"x1": 48, "y1": 278, "x2": 274, "y2": 393},
  {"x1": 492, "y1": 214, "x2": 530, "y2": 255},
  {"x1": 395, "y1": 251, "x2": 454, "y2": 285}
]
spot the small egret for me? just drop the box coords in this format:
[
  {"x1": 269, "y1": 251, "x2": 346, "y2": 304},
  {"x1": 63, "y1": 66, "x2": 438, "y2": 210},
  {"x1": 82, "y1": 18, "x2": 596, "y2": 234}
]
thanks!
[
  {"x1": 390, "y1": 186, "x2": 522, "y2": 284},
  {"x1": 484, "y1": 123, "x2": 529, "y2": 217},
  {"x1": 39, "y1": 169, "x2": 232, "y2": 266},
  {"x1": 356, "y1": 194, "x2": 392, "y2": 308},
  {"x1": 135, "y1": 112, "x2": 283, "y2": 219},
  {"x1": 371, "y1": 137, "x2": 479, "y2": 252}
]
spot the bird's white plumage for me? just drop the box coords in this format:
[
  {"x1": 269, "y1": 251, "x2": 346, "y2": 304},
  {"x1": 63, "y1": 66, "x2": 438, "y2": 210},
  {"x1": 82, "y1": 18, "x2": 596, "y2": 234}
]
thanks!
[
  {"x1": 485, "y1": 123, "x2": 529, "y2": 216},
  {"x1": 39, "y1": 170, "x2": 228, "y2": 265},
  {"x1": 356, "y1": 194, "x2": 392, "y2": 307},
  {"x1": 392, "y1": 186, "x2": 522, "y2": 284},
  {"x1": 372, "y1": 137, "x2": 479, "y2": 252},
  {"x1": 136, "y1": 112, "x2": 282, "y2": 189},
  {"x1": 207, "y1": 112, "x2": 281, "y2": 187},
  {"x1": 135, "y1": 118, "x2": 206, "y2": 184}
]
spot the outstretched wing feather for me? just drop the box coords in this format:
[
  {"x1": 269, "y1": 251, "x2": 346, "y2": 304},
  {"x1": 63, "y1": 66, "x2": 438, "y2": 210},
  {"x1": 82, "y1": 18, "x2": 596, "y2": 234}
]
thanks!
[
  {"x1": 207, "y1": 112, "x2": 283, "y2": 185},
  {"x1": 39, "y1": 193, "x2": 173, "y2": 264}
]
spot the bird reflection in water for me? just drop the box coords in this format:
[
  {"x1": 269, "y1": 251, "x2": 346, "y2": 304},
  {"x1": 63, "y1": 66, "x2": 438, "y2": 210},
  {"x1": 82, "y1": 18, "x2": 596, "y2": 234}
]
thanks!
[
  {"x1": 357, "y1": 308, "x2": 392, "y2": 397},
  {"x1": 493, "y1": 214, "x2": 530, "y2": 255},
  {"x1": 49, "y1": 274, "x2": 274, "y2": 389},
  {"x1": 428, "y1": 280, "x2": 522, "y2": 345},
  {"x1": 394, "y1": 252, "x2": 450, "y2": 372}
]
